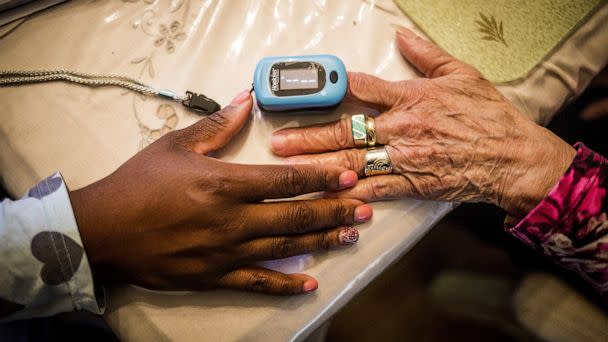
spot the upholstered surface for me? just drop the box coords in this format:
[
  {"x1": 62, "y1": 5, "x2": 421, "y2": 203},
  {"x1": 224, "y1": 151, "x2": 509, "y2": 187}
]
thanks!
[{"x1": 395, "y1": 0, "x2": 602, "y2": 83}]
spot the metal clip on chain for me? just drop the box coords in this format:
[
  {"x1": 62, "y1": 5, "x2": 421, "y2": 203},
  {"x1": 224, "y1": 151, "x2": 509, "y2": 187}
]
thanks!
[{"x1": 181, "y1": 91, "x2": 221, "y2": 115}]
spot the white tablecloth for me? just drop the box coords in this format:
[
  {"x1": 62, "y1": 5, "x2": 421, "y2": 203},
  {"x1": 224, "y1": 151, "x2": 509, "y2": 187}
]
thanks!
[{"x1": 0, "y1": 1, "x2": 606, "y2": 341}]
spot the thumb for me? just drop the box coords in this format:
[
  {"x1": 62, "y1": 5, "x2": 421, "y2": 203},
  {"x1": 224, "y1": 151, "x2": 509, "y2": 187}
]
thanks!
[
  {"x1": 184, "y1": 89, "x2": 252, "y2": 154},
  {"x1": 395, "y1": 26, "x2": 481, "y2": 79}
]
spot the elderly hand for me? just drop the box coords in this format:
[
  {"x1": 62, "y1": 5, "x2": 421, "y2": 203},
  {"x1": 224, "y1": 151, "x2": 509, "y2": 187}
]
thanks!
[
  {"x1": 70, "y1": 90, "x2": 371, "y2": 295},
  {"x1": 270, "y1": 27, "x2": 575, "y2": 219}
]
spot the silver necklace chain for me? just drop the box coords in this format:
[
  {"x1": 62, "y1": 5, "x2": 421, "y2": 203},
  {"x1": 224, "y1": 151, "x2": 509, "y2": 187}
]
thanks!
[{"x1": 0, "y1": 69, "x2": 220, "y2": 115}]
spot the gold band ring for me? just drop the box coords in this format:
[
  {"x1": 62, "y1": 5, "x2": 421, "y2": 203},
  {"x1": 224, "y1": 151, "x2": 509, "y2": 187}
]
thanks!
[
  {"x1": 365, "y1": 115, "x2": 377, "y2": 147},
  {"x1": 364, "y1": 147, "x2": 393, "y2": 176}
]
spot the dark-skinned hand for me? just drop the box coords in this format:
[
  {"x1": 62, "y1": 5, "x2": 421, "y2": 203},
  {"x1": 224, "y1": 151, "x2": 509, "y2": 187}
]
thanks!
[{"x1": 70, "y1": 90, "x2": 372, "y2": 295}]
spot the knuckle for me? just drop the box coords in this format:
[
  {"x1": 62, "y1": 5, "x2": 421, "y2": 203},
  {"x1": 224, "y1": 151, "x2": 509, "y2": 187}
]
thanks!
[
  {"x1": 207, "y1": 174, "x2": 233, "y2": 195},
  {"x1": 314, "y1": 168, "x2": 330, "y2": 190},
  {"x1": 280, "y1": 280, "x2": 297, "y2": 295},
  {"x1": 400, "y1": 173, "x2": 417, "y2": 192},
  {"x1": 428, "y1": 56, "x2": 455, "y2": 78},
  {"x1": 275, "y1": 167, "x2": 307, "y2": 197},
  {"x1": 394, "y1": 119, "x2": 410, "y2": 134},
  {"x1": 399, "y1": 85, "x2": 425, "y2": 107},
  {"x1": 317, "y1": 233, "x2": 334, "y2": 250},
  {"x1": 288, "y1": 202, "x2": 316, "y2": 233},
  {"x1": 349, "y1": 72, "x2": 366, "y2": 90},
  {"x1": 272, "y1": 237, "x2": 296, "y2": 259},
  {"x1": 403, "y1": 173, "x2": 432, "y2": 198},
  {"x1": 350, "y1": 73, "x2": 378, "y2": 95},
  {"x1": 332, "y1": 118, "x2": 352, "y2": 148},
  {"x1": 206, "y1": 110, "x2": 230, "y2": 128},
  {"x1": 400, "y1": 115, "x2": 428, "y2": 139},
  {"x1": 338, "y1": 150, "x2": 360, "y2": 171},
  {"x1": 271, "y1": 277, "x2": 294, "y2": 295},
  {"x1": 245, "y1": 272, "x2": 270, "y2": 292},
  {"x1": 328, "y1": 201, "x2": 351, "y2": 224},
  {"x1": 367, "y1": 179, "x2": 393, "y2": 199},
  {"x1": 192, "y1": 121, "x2": 217, "y2": 141},
  {"x1": 189, "y1": 111, "x2": 230, "y2": 141}
]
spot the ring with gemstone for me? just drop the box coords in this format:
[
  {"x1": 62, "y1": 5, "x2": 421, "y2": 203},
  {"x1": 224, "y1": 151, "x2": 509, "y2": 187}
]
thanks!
[
  {"x1": 364, "y1": 147, "x2": 393, "y2": 176},
  {"x1": 351, "y1": 114, "x2": 368, "y2": 147}
]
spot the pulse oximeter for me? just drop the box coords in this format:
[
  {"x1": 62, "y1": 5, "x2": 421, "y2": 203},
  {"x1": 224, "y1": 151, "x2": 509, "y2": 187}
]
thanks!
[{"x1": 253, "y1": 54, "x2": 347, "y2": 112}]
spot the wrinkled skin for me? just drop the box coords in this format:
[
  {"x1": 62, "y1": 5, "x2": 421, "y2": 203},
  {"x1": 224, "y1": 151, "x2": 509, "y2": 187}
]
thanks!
[
  {"x1": 70, "y1": 91, "x2": 372, "y2": 295},
  {"x1": 271, "y1": 27, "x2": 576, "y2": 219}
]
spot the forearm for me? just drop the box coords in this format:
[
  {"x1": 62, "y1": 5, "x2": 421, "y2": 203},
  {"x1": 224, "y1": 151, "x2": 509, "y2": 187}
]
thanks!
[
  {"x1": 0, "y1": 173, "x2": 103, "y2": 322},
  {"x1": 505, "y1": 143, "x2": 608, "y2": 295}
]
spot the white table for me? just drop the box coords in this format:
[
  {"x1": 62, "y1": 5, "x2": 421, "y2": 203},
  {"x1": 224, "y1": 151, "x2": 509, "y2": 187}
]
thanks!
[{"x1": 0, "y1": 1, "x2": 606, "y2": 341}]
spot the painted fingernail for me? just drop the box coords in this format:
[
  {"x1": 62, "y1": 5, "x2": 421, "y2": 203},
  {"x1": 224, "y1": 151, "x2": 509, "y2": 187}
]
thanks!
[
  {"x1": 270, "y1": 134, "x2": 287, "y2": 153},
  {"x1": 303, "y1": 279, "x2": 318, "y2": 293},
  {"x1": 230, "y1": 89, "x2": 251, "y2": 105},
  {"x1": 339, "y1": 227, "x2": 359, "y2": 245},
  {"x1": 354, "y1": 204, "x2": 373, "y2": 222},
  {"x1": 339, "y1": 170, "x2": 358, "y2": 188}
]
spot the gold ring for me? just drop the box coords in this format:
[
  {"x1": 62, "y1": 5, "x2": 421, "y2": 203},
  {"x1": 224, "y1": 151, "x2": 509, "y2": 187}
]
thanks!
[
  {"x1": 351, "y1": 114, "x2": 368, "y2": 147},
  {"x1": 364, "y1": 147, "x2": 393, "y2": 176},
  {"x1": 365, "y1": 115, "x2": 377, "y2": 147}
]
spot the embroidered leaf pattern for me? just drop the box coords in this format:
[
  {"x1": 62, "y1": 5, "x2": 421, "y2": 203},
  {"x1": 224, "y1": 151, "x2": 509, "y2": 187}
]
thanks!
[{"x1": 475, "y1": 13, "x2": 507, "y2": 47}]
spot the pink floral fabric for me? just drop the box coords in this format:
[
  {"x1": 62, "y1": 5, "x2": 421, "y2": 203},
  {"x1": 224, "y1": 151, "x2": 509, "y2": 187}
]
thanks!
[{"x1": 507, "y1": 143, "x2": 608, "y2": 295}]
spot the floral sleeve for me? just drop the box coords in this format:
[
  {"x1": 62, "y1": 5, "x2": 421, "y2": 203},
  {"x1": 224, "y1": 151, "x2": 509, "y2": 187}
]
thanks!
[{"x1": 506, "y1": 143, "x2": 608, "y2": 295}]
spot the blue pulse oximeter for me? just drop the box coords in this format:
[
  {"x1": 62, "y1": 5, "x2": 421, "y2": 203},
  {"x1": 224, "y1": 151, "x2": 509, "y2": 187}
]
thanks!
[{"x1": 253, "y1": 54, "x2": 347, "y2": 112}]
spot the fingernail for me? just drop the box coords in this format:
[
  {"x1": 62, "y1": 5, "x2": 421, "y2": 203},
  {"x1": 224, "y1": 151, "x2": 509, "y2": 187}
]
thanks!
[
  {"x1": 339, "y1": 227, "x2": 359, "y2": 245},
  {"x1": 354, "y1": 204, "x2": 373, "y2": 222},
  {"x1": 395, "y1": 25, "x2": 415, "y2": 39},
  {"x1": 230, "y1": 89, "x2": 250, "y2": 105},
  {"x1": 271, "y1": 134, "x2": 287, "y2": 153},
  {"x1": 303, "y1": 279, "x2": 318, "y2": 293},
  {"x1": 339, "y1": 170, "x2": 358, "y2": 188}
]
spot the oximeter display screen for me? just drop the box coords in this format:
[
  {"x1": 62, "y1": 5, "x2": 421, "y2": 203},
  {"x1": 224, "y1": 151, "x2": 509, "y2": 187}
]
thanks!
[
  {"x1": 269, "y1": 61, "x2": 326, "y2": 96},
  {"x1": 279, "y1": 68, "x2": 319, "y2": 90}
]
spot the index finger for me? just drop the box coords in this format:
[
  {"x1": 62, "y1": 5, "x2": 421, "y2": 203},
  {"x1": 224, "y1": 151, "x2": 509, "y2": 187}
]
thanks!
[
  {"x1": 345, "y1": 72, "x2": 403, "y2": 109},
  {"x1": 270, "y1": 114, "x2": 392, "y2": 157},
  {"x1": 228, "y1": 163, "x2": 359, "y2": 200},
  {"x1": 217, "y1": 268, "x2": 318, "y2": 295}
]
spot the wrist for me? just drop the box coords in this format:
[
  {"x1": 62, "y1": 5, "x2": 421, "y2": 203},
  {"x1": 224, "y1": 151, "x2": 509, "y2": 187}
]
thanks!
[
  {"x1": 69, "y1": 181, "x2": 113, "y2": 284},
  {"x1": 497, "y1": 126, "x2": 576, "y2": 218}
]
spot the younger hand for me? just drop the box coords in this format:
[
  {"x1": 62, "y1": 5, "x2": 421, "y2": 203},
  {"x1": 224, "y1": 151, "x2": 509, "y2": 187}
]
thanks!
[{"x1": 70, "y1": 90, "x2": 371, "y2": 295}]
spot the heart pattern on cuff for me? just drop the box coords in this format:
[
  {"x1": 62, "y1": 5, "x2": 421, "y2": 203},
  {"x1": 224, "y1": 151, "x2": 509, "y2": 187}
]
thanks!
[
  {"x1": 28, "y1": 174, "x2": 62, "y2": 199},
  {"x1": 31, "y1": 231, "x2": 84, "y2": 286}
]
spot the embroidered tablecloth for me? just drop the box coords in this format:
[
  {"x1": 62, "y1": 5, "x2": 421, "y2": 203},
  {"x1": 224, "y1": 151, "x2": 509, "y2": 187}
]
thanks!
[{"x1": 0, "y1": 1, "x2": 606, "y2": 340}]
